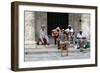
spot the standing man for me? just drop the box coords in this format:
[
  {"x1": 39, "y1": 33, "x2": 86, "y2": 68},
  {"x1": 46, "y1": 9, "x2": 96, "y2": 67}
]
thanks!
[
  {"x1": 58, "y1": 29, "x2": 69, "y2": 56},
  {"x1": 65, "y1": 25, "x2": 74, "y2": 42},
  {"x1": 51, "y1": 27, "x2": 61, "y2": 45}
]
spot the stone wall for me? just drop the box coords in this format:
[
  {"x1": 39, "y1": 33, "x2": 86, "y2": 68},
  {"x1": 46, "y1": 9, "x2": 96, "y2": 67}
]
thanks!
[
  {"x1": 25, "y1": 11, "x2": 36, "y2": 48},
  {"x1": 68, "y1": 13, "x2": 81, "y2": 33},
  {"x1": 69, "y1": 13, "x2": 90, "y2": 40},
  {"x1": 81, "y1": 14, "x2": 90, "y2": 40},
  {"x1": 35, "y1": 12, "x2": 47, "y2": 41}
]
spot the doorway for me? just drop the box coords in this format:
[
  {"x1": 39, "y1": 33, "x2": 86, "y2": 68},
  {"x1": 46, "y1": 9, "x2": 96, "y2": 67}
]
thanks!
[{"x1": 47, "y1": 12, "x2": 69, "y2": 35}]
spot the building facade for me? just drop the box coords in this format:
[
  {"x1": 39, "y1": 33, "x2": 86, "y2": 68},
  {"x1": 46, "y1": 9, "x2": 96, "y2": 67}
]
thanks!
[{"x1": 24, "y1": 11, "x2": 90, "y2": 48}]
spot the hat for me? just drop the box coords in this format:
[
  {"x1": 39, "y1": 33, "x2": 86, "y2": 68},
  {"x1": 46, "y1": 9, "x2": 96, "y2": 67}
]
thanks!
[
  {"x1": 56, "y1": 27, "x2": 60, "y2": 30},
  {"x1": 41, "y1": 25, "x2": 45, "y2": 28},
  {"x1": 68, "y1": 25, "x2": 71, "y2": 27}
]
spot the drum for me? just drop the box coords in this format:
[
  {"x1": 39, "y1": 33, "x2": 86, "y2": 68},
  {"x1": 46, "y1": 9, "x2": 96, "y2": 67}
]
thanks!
[{"x1": 60, "y1": 41, "x2": 66, "y2": 50}]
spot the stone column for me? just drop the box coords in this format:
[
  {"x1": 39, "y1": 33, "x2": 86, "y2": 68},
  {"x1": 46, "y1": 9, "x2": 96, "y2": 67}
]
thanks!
[
  {"x1": 81, "y1": 14, "x2": 90, "y2": 40},
  {"x1": 25, "y1": 11, "x2": 36, "y2": 48}
]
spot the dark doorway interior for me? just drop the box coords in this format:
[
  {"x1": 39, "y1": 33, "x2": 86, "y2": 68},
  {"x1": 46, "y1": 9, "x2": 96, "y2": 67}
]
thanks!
[{"x1": 47, "y1": 12, "x2": 69, "y2": 35}]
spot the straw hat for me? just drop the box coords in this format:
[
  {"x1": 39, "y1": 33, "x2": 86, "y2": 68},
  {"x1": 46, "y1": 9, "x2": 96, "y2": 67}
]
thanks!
[{"x1": 56, "y1": 27, "x2": 60, "y2": 30}]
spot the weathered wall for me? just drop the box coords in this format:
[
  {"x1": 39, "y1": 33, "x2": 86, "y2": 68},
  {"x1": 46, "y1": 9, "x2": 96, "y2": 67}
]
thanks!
[
  {"x1": 25, "y1": 11, "x2": 36, "y2": 48},
  {"x1": 81, "y1": 14, "x2": 90, "y2": 40},
  {"x1": 35, "y1": 12, "x2": 47, "y2": 41},
  {"x1": 69, "y1": 13, "x2": 90, "y2": 39},
  {"x1": 68, "y1": 13, "x2": 81, "y2": 33},
  {"x1": 24, "y1": 11, "x2": 47, "y2": 48}
]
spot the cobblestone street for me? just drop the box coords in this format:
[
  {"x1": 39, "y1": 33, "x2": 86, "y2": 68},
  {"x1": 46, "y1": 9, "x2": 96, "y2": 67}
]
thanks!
[{"x1": 25, "y1": 44, "x2": 90, "y2": 61}]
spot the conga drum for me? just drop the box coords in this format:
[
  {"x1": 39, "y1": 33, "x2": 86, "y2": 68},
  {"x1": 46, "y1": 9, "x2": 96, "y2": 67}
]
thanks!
[{"x1": 60, "y1": 41, "x2": 66, "y2": 50}]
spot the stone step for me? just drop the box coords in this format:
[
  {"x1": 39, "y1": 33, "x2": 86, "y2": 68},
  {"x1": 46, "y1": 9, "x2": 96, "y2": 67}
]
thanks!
[{"x1": 25, "y1": 47, "x2": 90, "y2": 52}]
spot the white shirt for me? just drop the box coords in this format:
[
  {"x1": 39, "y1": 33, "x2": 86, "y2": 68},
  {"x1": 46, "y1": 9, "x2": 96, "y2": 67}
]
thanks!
[
  {"x1": 77, "y1": 33, "x2": 84, "y2": 38},
  {"x1": 65, "y1": 28, "x2": 74, "y2": 32},
  {"x1": 40, "y1": 29, "x2": 47, "y2": 38}
]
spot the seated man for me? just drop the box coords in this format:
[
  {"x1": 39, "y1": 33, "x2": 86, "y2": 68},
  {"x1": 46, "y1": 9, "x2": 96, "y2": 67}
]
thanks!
[
  {"x1": 71, "y1": 32, "x2": 76, "y2": 44},
  {"x1": 76, "y1": 31, "x2": 86, "y2": 52},
  {"x1": 39, "y1": 25, "x2": 49, "y2": 45}
]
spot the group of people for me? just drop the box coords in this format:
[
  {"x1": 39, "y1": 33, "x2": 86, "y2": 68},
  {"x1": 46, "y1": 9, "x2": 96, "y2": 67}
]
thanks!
[
  {"x1": 53, "y1": 25, "x2": 87, "y2": 51},
  {"x1": 37, "y1": 25, "x2": 87, "y2": 56}
]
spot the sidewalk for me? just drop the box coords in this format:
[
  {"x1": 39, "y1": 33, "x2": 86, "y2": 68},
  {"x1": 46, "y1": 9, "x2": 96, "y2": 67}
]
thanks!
[
  {"x1": 24, "y1": 44, "x2": 90, "y2": 61},
  {"x1": 25, "y1": 44, "x2": 90, "y2": 53}
]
